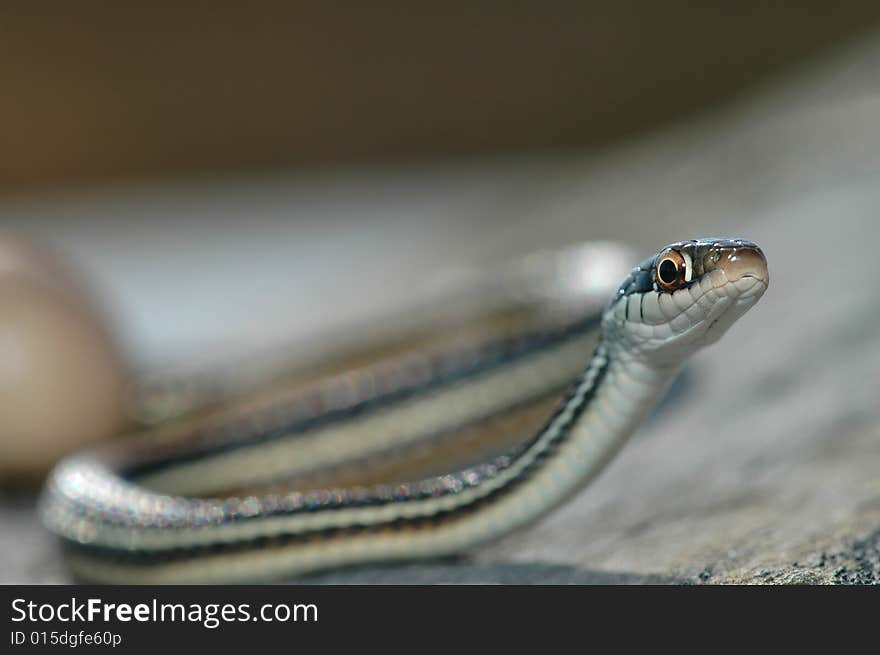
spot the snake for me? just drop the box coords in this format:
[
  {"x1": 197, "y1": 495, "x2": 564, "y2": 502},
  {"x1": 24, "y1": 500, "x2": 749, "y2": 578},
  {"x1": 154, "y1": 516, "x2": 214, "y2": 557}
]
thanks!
[{"x1": 39, "y1": 237, "x2": 768, "y2": 583}]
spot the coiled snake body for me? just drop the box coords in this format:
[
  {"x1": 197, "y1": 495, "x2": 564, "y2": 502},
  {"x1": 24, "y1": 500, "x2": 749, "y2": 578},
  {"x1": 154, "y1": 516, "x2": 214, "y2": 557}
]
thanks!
[{"x1": 40, "y1": 238, "x2": 768, "y2": 583}]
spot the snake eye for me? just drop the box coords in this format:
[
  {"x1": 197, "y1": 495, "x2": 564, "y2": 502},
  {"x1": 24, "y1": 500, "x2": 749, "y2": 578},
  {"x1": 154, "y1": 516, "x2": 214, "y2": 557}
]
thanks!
[{"x1": 655, "y1": 249, "x2": 687, "y2": 291}]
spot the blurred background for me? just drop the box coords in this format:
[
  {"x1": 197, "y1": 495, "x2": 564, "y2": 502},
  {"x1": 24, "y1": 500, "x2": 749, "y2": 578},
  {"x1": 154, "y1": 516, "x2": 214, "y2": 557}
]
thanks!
[{"x1": 1, "y1": 3, "x2": 880, "y2": 583}]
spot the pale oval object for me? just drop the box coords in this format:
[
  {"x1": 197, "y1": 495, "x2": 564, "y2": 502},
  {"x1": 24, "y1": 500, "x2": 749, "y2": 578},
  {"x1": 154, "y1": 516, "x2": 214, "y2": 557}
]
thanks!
[{"x1": 0, "y1": 237, "x2": 128, "y2": 483}]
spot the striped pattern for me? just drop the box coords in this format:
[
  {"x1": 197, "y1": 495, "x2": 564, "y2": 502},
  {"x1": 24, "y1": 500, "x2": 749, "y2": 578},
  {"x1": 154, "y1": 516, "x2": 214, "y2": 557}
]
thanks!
[{"x1": 39, "y1": 238, "x2": 768, "y2": 583}]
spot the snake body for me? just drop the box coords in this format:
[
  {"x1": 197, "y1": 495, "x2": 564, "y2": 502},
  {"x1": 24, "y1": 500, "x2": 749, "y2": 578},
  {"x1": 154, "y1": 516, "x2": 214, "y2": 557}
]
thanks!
[{"x1": 40, "y1": 238, "x2": 768, "y2": 583}]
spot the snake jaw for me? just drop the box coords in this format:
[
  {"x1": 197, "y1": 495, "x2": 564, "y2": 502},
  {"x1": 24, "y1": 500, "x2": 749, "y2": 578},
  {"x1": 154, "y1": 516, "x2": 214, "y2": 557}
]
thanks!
[{"x1": 681, "y1": 249, "x2": 768, "y2": 349}]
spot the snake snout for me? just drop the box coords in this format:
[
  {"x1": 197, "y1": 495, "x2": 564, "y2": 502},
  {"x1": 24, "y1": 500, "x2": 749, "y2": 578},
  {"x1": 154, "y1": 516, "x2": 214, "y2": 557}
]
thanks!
[{"x1": 715, "y1": 243, "x2": 768, "y2": 285}]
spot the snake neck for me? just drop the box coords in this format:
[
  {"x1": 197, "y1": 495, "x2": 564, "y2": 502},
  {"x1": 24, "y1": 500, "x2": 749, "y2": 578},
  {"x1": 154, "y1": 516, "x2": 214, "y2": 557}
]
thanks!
[{"x1": 488, "y1": 339, "x2": 677, "y2": 525}]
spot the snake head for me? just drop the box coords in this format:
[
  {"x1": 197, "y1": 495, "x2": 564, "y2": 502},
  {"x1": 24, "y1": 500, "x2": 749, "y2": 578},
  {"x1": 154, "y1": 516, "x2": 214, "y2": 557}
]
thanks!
[{"x1": 605, "y1": 238, "x2": 769, "y2": 367}]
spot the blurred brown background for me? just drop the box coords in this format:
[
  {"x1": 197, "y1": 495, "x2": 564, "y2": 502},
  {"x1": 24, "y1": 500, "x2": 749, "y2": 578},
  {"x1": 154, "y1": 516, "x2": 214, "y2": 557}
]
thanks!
[{"x1": 3, "y1": 2, "x2": 880, "y2": 195}]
